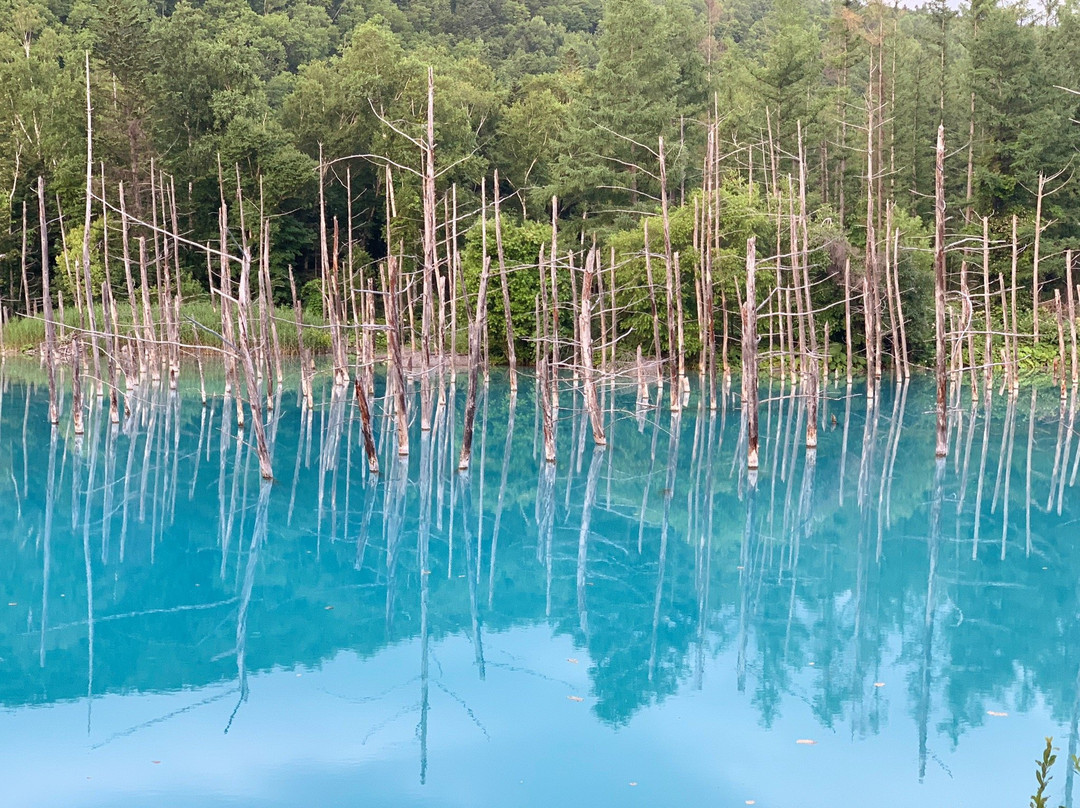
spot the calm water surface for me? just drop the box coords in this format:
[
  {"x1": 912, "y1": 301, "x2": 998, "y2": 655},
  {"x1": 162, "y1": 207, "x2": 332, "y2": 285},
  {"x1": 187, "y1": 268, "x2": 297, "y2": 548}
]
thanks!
[{"x1": 1, "y1": 362, "x2": 1078, "y2": 807}]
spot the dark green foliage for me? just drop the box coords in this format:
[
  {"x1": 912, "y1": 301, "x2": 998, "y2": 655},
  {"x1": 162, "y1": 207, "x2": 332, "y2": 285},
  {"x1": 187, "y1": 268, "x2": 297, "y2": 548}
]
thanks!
[{"x1": 0, "y1": 0, "x2": 1077, "y2": 371}]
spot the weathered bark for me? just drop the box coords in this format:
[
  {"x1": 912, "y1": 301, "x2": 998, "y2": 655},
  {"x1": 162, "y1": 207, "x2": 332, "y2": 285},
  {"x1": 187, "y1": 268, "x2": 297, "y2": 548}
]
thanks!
[
  {"x1": 1057, "y1": 289, "x2": 1067, "y2": 400},
  {"x1": 354, "y1": 379, "x2": 380, "y2": 475},
  {"x1": 102, "y1": 281, "x2": 119, "y2": 423},
  {"x1": 934, "y1": 124, "x2": 948, "y2": 458},
  {"x1": 386, "y1": 253, "x2": 410, "y2": 457},
  {"x1": 420, "y1": 67, "x2": 439, "y2": 424},
  {"x1": 643, "y1": 219, "x2": 664, "y2": 389},
  {"x1": 72, "y1": 335, "x2": 84, "y2": 435},
  {"x1": 636, "y1": 345, "x2": 648, "y2": 406},
  {"x1": 578, "y1": 249, "x2": 606, "y2": 446},
  {"x1": 82, "y1": 53, "x2": 102, "y2": 398},
  {"x1": 20, "y1": 202, "x2": 30, "y2": 315},
  {"x1": 843, "y1": 256, "x2": 853, "y2": 385},
  {"x1": 1010, "y1": 215, "x2": 1020, "y2": 393},
  {"x1": 1033, "y1": 172, "x2": 1046, "y2": 343},
  {"x1": 38, "y1": 177, "x2": 58, "y2": 424},
  {"x1": 288, "y1": 266, "x2": 313, "y2": 408},
  {"x1": 1068, "y1": 249, "x2": 1077, "y2": 387},
  {"x1": 659, "y1": 138, "x2": 680, "y2": 410},
  {"x1": 235, "y1": 252, "x2": 274, "y2": 480},
  {"x1": 981, "y1": 216, "x2": 992, "y2": 395},
  {"x1": 743, "y1": 237, "x2": 759, "y2": 469},
  {"x1": 458, "y1": 248, "x2": 492, "y2": 470},
  {"x1": 138, "y1": 236, "x2": 158, "y2": 382},
  {"x1": 893, "y1": 227, "x2": 909, "y2": 379},
  {"x1": 493, "y1": 170, "x2": 517, "y2": 392}
]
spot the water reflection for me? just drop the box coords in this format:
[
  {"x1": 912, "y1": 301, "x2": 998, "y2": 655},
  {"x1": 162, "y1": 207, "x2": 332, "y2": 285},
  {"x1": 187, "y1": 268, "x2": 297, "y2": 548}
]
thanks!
[{"x1": 1, "y1": 363, "x2": 1079, "y2": 805}]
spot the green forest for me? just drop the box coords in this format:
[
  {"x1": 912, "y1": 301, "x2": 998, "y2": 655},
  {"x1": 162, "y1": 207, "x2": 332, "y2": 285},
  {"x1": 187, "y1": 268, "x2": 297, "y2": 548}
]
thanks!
[{"x1": 0, "y1": 0, "x2": 1079, "y2": 369}]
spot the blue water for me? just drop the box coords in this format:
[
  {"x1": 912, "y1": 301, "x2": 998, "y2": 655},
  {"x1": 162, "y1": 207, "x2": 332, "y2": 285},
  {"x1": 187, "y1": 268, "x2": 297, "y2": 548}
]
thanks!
[{"x1": 1, "y1": 362, "x2": 1078, "y2": 807}]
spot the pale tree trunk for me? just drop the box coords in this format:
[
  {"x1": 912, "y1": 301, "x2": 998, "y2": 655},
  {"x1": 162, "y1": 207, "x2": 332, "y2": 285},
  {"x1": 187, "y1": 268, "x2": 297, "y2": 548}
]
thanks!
[{"x1": 934, "y1": 125, "x2": 948, "y2": 458}]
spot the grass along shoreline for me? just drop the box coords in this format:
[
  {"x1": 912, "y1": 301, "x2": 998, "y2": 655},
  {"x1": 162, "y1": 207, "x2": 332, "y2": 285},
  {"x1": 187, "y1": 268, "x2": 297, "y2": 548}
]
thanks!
[{"x1": 0, "y1": 300, "x2": 333, "y2": 356}]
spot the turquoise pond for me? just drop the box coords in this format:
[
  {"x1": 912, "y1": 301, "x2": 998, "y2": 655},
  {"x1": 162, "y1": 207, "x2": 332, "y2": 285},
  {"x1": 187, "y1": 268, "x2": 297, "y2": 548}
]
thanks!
[{"x1": 1, "y1": 362, "x2": 1078, "y2": 807}]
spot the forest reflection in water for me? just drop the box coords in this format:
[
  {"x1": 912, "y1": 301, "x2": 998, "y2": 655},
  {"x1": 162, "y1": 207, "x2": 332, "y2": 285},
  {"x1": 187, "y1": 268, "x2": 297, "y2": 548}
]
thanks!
[{"x1": 1, "y1": 361, "x2": 1079, "y2": 806}]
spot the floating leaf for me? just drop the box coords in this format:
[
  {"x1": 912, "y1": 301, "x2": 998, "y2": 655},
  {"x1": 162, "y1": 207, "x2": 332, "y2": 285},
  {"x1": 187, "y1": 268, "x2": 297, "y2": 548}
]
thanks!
[{"x1": 567, "y1": 695, "x2": 584, "y2": 702}]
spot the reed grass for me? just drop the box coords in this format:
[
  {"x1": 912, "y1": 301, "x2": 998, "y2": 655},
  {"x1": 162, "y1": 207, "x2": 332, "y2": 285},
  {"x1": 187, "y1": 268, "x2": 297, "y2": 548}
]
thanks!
[{"x1": 1, "y1": 300, "x2": 333, "y2": 354}]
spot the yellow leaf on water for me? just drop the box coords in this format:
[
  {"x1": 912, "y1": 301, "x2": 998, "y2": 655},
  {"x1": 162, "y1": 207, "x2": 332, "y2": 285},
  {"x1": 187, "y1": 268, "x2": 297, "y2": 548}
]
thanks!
[
  {"x1": 567, "y1": 695, "x2": 584, "y2": 702},
  {"x1": 796, "y1": 739, "x2": 817, "y2": 745},
  {"x1": 987, "y1": 710, "x2": 1008, "y2": 717}
]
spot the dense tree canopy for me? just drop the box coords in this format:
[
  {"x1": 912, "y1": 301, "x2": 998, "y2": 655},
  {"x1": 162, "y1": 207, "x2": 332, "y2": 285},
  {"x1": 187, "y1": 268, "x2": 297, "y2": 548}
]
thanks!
[{"x1": 0, "y1": 0, "x2": 1077, "y2": 364}]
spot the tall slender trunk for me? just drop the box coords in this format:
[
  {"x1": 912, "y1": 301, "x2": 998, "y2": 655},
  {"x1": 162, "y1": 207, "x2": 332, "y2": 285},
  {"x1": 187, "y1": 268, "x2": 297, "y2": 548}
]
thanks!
[
  {"x1": 934, "y1": 124, "x2": 948, "y2": 458},
  {"x1": 39, "y1": 177, "x2": 58, "y2": 424},
  {"x1": 743, "y1": 237, "x2": 759, "y2": 469}
]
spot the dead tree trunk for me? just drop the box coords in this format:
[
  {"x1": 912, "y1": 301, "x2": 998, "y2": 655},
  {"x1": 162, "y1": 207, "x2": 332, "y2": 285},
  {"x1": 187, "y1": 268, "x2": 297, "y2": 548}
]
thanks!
[
  {"x1": 458, "y1": 247, "x2": 492, "y2": 470},
  {"x1": 39, "y1": 177, "x2": 59, "y2": 424},
  {"x1": 644, "y1": 219, "x2": 664, "y2": 390},
  {"x1": 72, "y1": 335, "x2": 84, "y2": 435},
  {"x1": 844, "y1": 256, "x2": 853, "y2": 385},
  {"x1": 82, "y1": 52, "x2": 102, "y2": 398},
  {"x1": 1068, "y1": 249, "x2": 1077, "y2": 388},
  {"x1": 934, "y1": 124, "x2": 948, "y2": 458},
  {"x1": 743, "y1": 236, "x2": 759, "y2": 469},
  {"x1": 386, "y1": 253, "x2": 410, "y2": 457},
  {"x1": 493, "y1": 170, "x2": 517, "y2": 393},
  {"x1": 20, "y1": 203, "x2": 30, "y2": 315},
  {"x1": 289, "y1": 266, "x2": 313, "y2": 407},
  {"x1": 1033, "y1": 171, "x2": 1045, "y2": 344},
  {"x1": 420, "y1": 67, "x2": 438, "y2": 426},
  {"x1": 354, "y1": 379, "x2": 380, "y2": 475},
  {"x1": 579, "y1": 248, "x2": 606, "y2": 446},
  {"x1": 235, "y1": 252, "x2": 274, "y2": 480}
]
